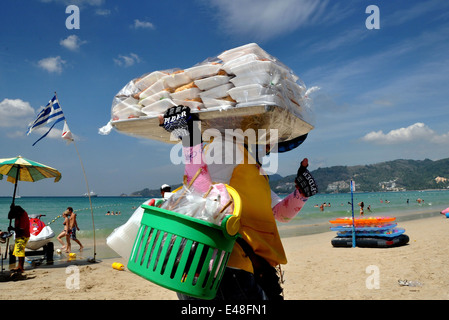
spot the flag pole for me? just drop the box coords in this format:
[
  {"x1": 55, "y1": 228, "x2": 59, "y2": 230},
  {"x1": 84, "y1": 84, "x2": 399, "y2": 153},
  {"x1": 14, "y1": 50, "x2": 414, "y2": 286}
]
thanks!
[
  {"x1": 55, "y1": 92, "x2": 97, "y2": 262},
  {"x1": 350, "y1": 180, "x2": 356, "y2": 248}
]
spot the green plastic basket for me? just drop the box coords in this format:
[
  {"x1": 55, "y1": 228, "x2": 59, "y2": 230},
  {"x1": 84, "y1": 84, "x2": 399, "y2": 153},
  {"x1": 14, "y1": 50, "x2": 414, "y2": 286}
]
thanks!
[{"x1": 127, "y1": 187, "x2": 241, "y2": 300}]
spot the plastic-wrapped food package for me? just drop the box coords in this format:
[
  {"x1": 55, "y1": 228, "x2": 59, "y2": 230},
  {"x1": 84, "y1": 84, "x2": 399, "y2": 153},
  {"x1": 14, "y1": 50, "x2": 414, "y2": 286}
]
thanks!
[
  {"x1": 217, "y1": 43, "x2": 273, "y2": 62},
  {"x1": 138, "y1": 78, "x2": 170, "y2": 99},
  {"x1": 170, "y1": 87, "x2": 201, "y2": 100},
  {"x1": 230, "y1": 71, "x2": 280, "y2": 87},
  {"x1": 221, "y1": 53, "x2": 260, "y2": 74},
  {"x1": 194, "y1": 75, "x2": 231, "y2": 91},
  {"x1": 200, "y1": 83, "x2": 234, "y2": 100},
  {"x1": 161, "y1": 183, "x2": 234, "y2": 226},
  {"x1": 135, "y1": 71, "x2": 169, "y2": 91},
  {"x1": 202, "y1": 97, "x2": 236, "y2": 109},
  {"x1": 173, "y1": 98, "x2": 204, "y2": 111},
  {"x1": 139, "y1": 90, "x2": 171, "y2": 107},
  {"x1": 112, "y1": 97, "x2": 145, "y2": 120},
  {"x1": 100, "y1": 43, "x2": 316, "y2": 144},
  {"x1": 184, "y1": 63, "x2": 223, "y2": 80},
  {"x1": 141, "y1": 99, "x2": 177, "y2": 116},
  {"x1": 164, "y1": 71, "x2": 192, "y2": 88}
]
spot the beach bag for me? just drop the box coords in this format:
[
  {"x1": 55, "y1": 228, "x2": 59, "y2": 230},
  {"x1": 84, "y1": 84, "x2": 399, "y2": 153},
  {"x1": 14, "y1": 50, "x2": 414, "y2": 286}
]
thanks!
[{"x1": 236, "y1": 237, "x2": 284, "y2": 300}]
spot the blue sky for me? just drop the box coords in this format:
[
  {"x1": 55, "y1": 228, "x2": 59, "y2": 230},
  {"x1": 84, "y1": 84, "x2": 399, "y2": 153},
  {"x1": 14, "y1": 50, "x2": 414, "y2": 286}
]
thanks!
[{"x1": 1, "y1": 0, "x2": 449, "y2": 196}]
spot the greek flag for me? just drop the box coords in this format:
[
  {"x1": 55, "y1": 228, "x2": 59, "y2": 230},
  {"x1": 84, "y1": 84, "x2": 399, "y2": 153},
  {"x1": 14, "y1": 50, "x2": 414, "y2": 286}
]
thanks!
[{"x1": 26, "y1": 95, "x2": 66, "y2": 146}]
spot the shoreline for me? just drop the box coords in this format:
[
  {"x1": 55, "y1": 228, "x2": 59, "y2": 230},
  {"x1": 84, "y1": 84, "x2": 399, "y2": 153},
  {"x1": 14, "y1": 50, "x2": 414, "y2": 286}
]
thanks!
[
  {"x1": 25, "y1": 207, "x2": 447, "y2": 260},
  {"x1": 278, "y1": 206, "x2": 443, "y2": 238},
  {"x1": 1, "y1": 212, "x2": 449, "y2": 300},
  {"x1": 1, "y1": 211, "x2": 447, "y2": 300},
  {"x1": 1, "y1": 187, "x2": 447, "y2": 198},
  {"x1": 72, "y1": 204, "x2": 447, "y2": 243}
]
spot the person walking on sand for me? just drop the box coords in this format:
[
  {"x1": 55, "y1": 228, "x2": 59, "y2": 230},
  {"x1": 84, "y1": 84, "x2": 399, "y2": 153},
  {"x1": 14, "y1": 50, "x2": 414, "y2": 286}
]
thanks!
[
  {"x1": 66, "y1": 207, "x2": 83, "y2": 252},
  {"x1": 57, "y1": 211, "x2": 69, "y2": 249}
]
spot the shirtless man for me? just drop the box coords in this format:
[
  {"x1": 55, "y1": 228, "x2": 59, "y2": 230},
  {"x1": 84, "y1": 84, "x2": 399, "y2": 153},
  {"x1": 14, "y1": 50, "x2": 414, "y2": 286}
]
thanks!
[{"x1": 66, "y1": 207, "x2": 83, "y2": 252}]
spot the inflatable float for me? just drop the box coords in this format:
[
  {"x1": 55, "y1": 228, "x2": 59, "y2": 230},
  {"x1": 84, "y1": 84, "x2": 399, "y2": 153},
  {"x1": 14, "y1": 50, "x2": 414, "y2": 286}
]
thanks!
[
  {"x1": 329, "y1": 216, "x2": 395, "y2": 226},
  {"x1": 329, "y1": 216, "x2": 409, "y2": 248},
  {"x1": 331, "y1": 234, "x2": 409, "y2": 248},
  {"x1": 330, "y1": 223, "x2": 397, "y2": 232},
  {"x1": 335, "y1": 227, "x2": 405, "y2": 238}
]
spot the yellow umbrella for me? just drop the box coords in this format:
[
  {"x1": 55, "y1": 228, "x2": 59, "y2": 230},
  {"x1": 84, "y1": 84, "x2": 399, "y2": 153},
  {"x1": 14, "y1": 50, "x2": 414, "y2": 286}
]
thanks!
[
  {"x1": 0, "y1": 155, "x2": 61, "y2": 206},
  {"x1": 0, "y1": 156, "x2": 61, "y2": 260}
]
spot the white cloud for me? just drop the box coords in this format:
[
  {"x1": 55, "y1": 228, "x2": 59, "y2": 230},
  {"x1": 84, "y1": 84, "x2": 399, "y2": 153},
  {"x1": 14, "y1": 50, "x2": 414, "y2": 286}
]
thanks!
[
  {"x1": 32, "y1": 126, "x2": 66, "y2": 140},
  {"x1": 431, "y1": 132, "x2": 449, "y2": 144},
  {"x1": 6, "y1": 130, "x2": 27, "y2": 139},
  {"x1": 0, "y1": 98, "x2": 35, "y2": 128},
  {"x1": 60, "y1": 35, "x2": 87, "y2": 51},
  {"x1": 301, "y1": 23, "x2": 449, "y2": 119},
  {"x1": 308, "y1": 28, "x2": 369, "y2": 54},
  {"x1": 361, "y1": 123, "x2": 449, "y2": 145},
  {"x1": 95, "y1": 8, "x2": 111, "y2": 16},
  {"x1": 113, "y1": 53, "x2": 141, "y2": 67},
  {"x1": 38, "y1": 56, "x2": 66, "y2": 73},
  {"x1": 205, "y1": 0, "x2": 329, "y2": 41},
  {"x1": 132, "y1": 19, "x2": 155, "y2": 29}
]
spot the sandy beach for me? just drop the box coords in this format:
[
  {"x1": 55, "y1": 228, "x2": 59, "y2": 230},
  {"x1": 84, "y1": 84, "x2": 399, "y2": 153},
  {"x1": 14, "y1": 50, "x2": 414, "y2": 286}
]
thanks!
[{"x1": 1, "y1": 214, "x2": 448, "y2": 301}]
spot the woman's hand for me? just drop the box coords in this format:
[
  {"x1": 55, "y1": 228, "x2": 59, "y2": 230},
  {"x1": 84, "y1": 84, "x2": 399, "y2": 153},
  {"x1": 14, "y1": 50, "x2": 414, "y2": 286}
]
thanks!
[{"x1": 295, "y1": 158, "x2": 318, "y2": 197}]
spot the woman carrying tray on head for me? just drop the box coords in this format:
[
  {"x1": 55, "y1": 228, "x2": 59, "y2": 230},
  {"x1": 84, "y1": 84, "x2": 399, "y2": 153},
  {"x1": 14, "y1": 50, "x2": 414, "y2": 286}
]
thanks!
[{"x1": 159, "y1": 105, "x2": 318, "y2": 300}]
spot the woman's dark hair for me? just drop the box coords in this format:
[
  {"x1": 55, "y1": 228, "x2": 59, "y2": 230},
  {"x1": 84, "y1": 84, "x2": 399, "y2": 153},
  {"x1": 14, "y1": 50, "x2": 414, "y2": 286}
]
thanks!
[{"x1": 8, "y1": 205, "x2": 25, "y2": 219}]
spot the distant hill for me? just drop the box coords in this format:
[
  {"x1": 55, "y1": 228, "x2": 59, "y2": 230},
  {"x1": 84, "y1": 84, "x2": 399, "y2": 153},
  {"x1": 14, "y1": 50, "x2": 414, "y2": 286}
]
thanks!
[
  {"x1": 270, "y1": 158, "x2": 449, "y2": 194},
  {"x1": 127, "y1": 158, "x2": 449, "y2": 196},
  {"x1": 129, "y1": 184, "x2": 183, "y2": 198}
]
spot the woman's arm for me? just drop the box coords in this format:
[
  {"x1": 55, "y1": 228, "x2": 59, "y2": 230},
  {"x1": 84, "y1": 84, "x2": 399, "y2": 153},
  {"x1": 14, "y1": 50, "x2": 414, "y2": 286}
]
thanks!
[
  {"x1": 272, "y1": 158, "x2": 317, "y2": 223},
  {"x1": 272, "y1": 189, "x2": 309, "y2": 223},
  {"x1": 183, "y1": 144, "x2": 212, "y2": 193}
]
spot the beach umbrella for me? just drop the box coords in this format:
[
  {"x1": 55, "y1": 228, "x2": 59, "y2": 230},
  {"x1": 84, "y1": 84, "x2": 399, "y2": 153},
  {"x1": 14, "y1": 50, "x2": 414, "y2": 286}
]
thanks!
[
  {"x1": 0, "y1": 156, "x2": 61, "y2": 260},
  {"x1": 0, "y1": 155, "x2": 61, "y2": 207}
]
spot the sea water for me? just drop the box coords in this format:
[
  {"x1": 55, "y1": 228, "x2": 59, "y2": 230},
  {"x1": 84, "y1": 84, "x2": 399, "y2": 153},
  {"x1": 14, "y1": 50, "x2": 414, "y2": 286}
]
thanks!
[
  {"x1": 1, "y1": 190, "x2": 448, "y2": 245},
  {"x1": 0, "y1": 196, "x2": 147, "y2": 240},
  {"x1": 277, "y1": 189, "x2": 449, "y2": 237}
]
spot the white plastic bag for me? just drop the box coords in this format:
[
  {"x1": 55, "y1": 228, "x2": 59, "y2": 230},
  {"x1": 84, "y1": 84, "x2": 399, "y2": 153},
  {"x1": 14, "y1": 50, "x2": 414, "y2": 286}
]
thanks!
[{"x1": 160, "y1": 183, "x2": 233, "y2": 226}]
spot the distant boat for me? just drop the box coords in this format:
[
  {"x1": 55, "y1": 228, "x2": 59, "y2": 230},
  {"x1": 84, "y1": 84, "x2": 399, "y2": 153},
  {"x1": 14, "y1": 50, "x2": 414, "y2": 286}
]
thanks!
[
  {"x1": 15, "y1": 186, "x2": 21, "y2": 198},
  {"x1": 84, "y1": 191, "x2": 98, "y2": 197}
]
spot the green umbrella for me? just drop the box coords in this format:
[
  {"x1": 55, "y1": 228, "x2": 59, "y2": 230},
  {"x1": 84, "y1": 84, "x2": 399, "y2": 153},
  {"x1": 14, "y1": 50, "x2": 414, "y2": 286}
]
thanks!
[{"x1": 0, "y1": 155, "x2": 61, "y2": 206}]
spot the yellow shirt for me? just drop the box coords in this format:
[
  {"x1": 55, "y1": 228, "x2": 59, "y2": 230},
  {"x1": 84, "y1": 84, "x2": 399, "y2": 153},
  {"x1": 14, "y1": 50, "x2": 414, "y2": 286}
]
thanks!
[{"x1": 227, "y1": 150, "x2": 287, "y2": 273}]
